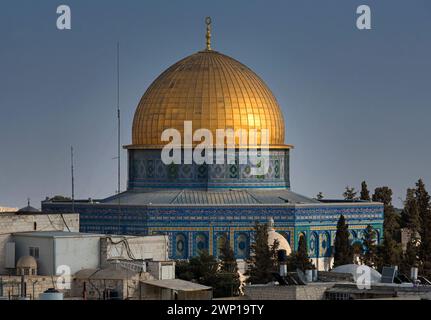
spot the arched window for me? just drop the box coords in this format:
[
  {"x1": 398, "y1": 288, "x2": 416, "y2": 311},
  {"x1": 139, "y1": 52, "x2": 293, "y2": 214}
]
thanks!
[
  {"x1": 320, "y1": 232, "x2": 330, "y2": 257},
  {"x1": 349, "y1": 230, "x2": 357, "y2": 243},
  {"x1": 309, "y1": 232, "x2": 318, "y2": 257},
  {"x1": 195, "y1": 233, "x2": 208, "y2": 254},
  {"x1": 298, "y1": 232, "x2": 306, "y2": 251},
  {"x1": 174, "y1": 233, "x2": 188, "y2": 259},
  {"x1": 375, "y1": 229, "x2": 380, "y2": 243},
  {"x1": 216, "y1": 233, "x2": 228, "y2": 258},
  {"x1": 236, "y1": 233, "x2": 249, "y2": 259}
]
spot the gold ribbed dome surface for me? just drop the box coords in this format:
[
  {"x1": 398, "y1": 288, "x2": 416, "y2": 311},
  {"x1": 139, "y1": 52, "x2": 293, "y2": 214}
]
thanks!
[{"x1": 132, "y1": 50, "x2": 286, "y2": 148}]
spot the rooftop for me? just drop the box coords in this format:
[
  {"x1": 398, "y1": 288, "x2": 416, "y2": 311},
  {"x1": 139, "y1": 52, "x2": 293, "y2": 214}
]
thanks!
[
  {"x1": 100, "y1": 189, "x2": 321, "y2": 205},
  {"x1": 12, "y1": 231, "x2": 103, "y2": 239},
  {"x1": 141, "y1": 279, "x2": 212, "y2": 291}
]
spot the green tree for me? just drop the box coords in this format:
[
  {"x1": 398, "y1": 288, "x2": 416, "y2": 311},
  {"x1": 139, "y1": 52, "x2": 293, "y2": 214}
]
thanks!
[
  {"x1": 175, "y1": 260, "x2": 194, "y2": 281},
  {"x1": 294, "y1": 234, "x2": 313, "y2": 271},
  {"x1": 333, "y1": 215, "x2": 353, "y2": 267},
  {"x1": 188, "y1": 250, "x2": 219, "y2": 284},
  {"x1": 316, "y1": 192, "x2": 324, "y2": 200},
  {"x1": 218, "y1": 242, "x2": 241, "y2": 297},
  {"x1": 372, "y1": 186, "x2": 393, "y2": 206},
  {"x1": 372, "y1": 186, "x2": 402, "y2": 269},
  {"x1": 400, "y1": 236, "x2": 420, "y2": 275},
  {"x1": 360, "y1": 181, "x2": 371, "y2": 201},
  {"x1": 415, "y1": 179, "x2": 431, "y2": 276},
  {"x1": 246, "y1": 222, "x2": 277, "y2": 284},
  {"x1": 176, "y1": 249, "x2": 240, "y2": 298},
  {"x1": 343, "y1": 186, "x2": 358, "y2": 200},
  {"x1": 401, "y1": 188, "x2": 421, "y2": 233},
  {"x1": 360, "y1": 225, "x2": 378, "y2": 267}
]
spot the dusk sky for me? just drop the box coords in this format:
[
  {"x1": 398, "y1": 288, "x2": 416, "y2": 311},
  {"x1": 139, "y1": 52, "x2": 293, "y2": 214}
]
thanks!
[{"x1": 1, "y1": 0, "x2": 430, "y2": 209}]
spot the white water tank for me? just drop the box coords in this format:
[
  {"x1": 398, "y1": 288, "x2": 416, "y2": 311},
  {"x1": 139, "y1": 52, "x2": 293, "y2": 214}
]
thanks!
[
  {"x1": 39, "y1": 289, "x2": 63, "y2": 300},
  {"x1": 305, "y1": 270, "x2": 313, "y2": 282},
  {"x1": 411, "y1": 267, "x2": 418, "y2": 281},
  {"x1": 312, "y1": 269, "x2": 318, "y2": 281}
]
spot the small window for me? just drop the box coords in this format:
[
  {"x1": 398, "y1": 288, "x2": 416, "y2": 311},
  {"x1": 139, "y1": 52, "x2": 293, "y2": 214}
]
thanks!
[
  {"x1": 29, "y1": 247, "x2": 39, "y2": 259},
  {"x1": 33, "y1": 222, "x2": 37, "y2": 231}
]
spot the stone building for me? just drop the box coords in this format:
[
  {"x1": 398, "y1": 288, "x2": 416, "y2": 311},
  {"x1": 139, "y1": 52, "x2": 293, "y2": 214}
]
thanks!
[{"x1": 0, "y1": 207, "x2": 79, "y2": 274}]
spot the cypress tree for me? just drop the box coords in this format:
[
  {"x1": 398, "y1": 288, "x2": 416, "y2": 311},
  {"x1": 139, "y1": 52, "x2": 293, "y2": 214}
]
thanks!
[
  {"x1": 294, "y1": 234, "x2": 313, "y2": 271},
  {"x1": 372, "y1": 186, "x2": 402, "y2": 268},
  {"x1": 415, "y1": 179, "x2": 431, "y2": 276},
  {"x1": 401, "y1": 188, "x2": 421, "y2": 233},
  {"x1": 400, "y1": 236, "x2": 420, "y2": 275},
  {"x1": 246, "y1": 222, "x2": 276, "y2": 284},
  {"x1": 218, "y1": 242, "x2": 241, "y2": 297},
  {"x1": 220, "y1": 241, "x2": 238, "y2": 273},
  {"x1": 360, "y1": 225, "x2": 377, "y2": 267},
  {"x1": 360, "y1": 181, "x2": 371, "y2": 201},
  {"x1": 333, "y1": 215, "x2": 353, "y2": 267}
]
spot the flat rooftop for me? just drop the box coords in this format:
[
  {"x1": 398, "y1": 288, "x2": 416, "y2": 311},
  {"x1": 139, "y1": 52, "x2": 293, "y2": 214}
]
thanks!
[
  {"x1": 141, "y1": 279, "x2": 212, "y2": 291},
  {"x1": 12, "y1": 231, "x2": 103, "y2": 238}
]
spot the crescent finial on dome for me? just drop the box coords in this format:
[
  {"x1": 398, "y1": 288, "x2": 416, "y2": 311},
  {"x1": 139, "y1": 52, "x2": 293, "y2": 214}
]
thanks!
[{"x1": 205, "y1": 17, "x2": 212, "y2": 50}]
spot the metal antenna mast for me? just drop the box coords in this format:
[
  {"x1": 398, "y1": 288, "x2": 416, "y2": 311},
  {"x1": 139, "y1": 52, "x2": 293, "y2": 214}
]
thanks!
[
  {"x1": 117, "y1": 42, "x2": 122, "y2": 233},
  {"x1": 71, "y1": 145, "x2": 75, "y2": 213}
]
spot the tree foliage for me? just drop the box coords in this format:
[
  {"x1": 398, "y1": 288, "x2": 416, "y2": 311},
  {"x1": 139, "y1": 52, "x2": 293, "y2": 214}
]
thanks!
[
  {"x1": 175, "y1": 249, "x2": 240, "y2": 298},
  {"x1": 360, "y1": 181, "x2": 371, "y2": 201},
  {"x1": 246, "y1": 222, "x2": 278, "y2": 284},
  {"x1": 400, "y1": 236, "x2": 420, "y2": 275},
  {"x1": 294, "y1": 234, "x2": 313, "y2": 271},
  {"x1": 217, "y1": 242, "x2": 241, "y2": 297},
  {"x1": 333, "y1": 215, "x2": 353, "y2": 267},
  {"x1": 415, "y1": 179, "x2": 431, "y2": 276},
  {"x1": 343, "y1": 186, "x2": 358, "y2": 201},
  {"x1": 360, "y1": 225, "x2": 378, "y2": 267},
  {"x1": 401, "y1": 188, "x2": 421, "y2": 233},
  {"x1": 373, "y1": 186, "x2": 402, "y2": 269}
]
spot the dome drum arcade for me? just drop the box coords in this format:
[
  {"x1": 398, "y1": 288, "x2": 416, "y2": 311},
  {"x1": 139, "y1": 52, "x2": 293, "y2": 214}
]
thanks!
[{"x1": 42, "y1": 18, "x2": 384, "y2": 269}]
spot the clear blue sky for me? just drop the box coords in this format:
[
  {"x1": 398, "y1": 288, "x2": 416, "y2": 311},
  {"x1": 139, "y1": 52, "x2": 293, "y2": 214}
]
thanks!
[{"x1": 1, "y1": 0, "x2": 430, "y2": 209}]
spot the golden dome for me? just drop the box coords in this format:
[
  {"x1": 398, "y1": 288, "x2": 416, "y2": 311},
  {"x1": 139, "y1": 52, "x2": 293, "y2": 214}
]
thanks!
[{"x1": 131, "y1": 47, "x2": 287, "y2": 148}]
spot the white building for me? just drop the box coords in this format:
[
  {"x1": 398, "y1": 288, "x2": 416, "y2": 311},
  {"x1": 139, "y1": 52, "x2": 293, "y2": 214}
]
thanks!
[
  {"x1": 10, "y1": 231, "x2": 170, "y2": 276},
  {"x1": 0, "y1": 209, "x2": 79, "y2": 274}
]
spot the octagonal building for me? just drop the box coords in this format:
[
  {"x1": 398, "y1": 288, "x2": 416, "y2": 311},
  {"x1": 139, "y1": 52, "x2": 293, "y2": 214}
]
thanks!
[{"x1": 42, "y1": 20, "x2": 383, "y2": 270}]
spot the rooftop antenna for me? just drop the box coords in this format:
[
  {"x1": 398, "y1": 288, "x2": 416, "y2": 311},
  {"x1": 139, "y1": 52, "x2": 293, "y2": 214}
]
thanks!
[
  {"x1": 71, "y1": 146, "x2": 75, "y2": 213},
  {"x1": 116, "y1": 41, "x2": 122, "y2": 233}
]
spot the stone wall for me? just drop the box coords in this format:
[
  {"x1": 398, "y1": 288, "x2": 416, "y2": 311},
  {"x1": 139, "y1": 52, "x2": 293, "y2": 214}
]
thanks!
[
  {"x1": 0, "y1": 275, "x2": 64, "y2": 300},
  {"x1": 71, "y1": 273, "x2": 154, "y2": 300},
  {"x1": 0, "y1": 212, "x2": 79, "y2": 273},
  {"x1": 244, "y1": 283, "x2": 334, "y2": 300},
  {"x1": 100, "y1": 234, "x2": 169, "y2": 268}
]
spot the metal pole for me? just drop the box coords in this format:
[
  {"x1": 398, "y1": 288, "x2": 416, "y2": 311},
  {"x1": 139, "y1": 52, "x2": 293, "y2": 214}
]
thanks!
[
  {"x1": 71, "y1": 146, "x2": 75, "y2": 213},
  {"x1": 117, "y1": 42, "x2": 122, "y2": 234}
]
